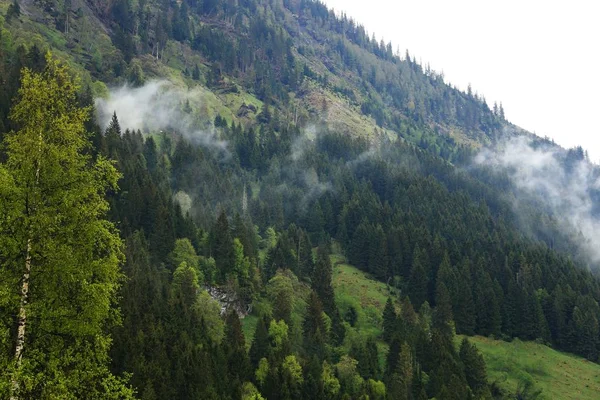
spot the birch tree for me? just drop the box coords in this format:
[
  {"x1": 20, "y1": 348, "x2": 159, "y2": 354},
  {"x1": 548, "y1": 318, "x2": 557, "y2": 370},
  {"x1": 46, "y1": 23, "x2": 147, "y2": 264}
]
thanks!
[{"x1": 0, "y1": 54, "x2": 134, "y2": 399}]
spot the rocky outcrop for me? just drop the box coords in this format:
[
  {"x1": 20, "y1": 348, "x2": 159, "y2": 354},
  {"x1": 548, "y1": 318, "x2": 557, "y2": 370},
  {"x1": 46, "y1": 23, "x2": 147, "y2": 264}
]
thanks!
[{"x1": 205, "y1": 285, "x2": 251, "y2": 318}]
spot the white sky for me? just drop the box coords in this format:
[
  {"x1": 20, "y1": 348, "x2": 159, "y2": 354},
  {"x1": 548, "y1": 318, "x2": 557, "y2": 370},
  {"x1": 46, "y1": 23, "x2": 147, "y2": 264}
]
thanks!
[{"x1": 322, "y1": 0, "x2": 600, "y2": 161}]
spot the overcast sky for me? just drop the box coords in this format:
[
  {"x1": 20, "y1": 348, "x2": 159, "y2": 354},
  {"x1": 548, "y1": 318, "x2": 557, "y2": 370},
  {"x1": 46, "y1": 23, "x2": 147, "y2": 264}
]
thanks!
[{"x1": 322, "y1": 0, "x2": 600, "y2": 160}]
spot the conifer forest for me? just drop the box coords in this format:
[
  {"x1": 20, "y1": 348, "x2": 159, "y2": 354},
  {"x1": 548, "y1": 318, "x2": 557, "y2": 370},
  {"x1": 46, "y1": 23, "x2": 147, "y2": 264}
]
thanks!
[{"x1": 0, "y1": 0, "x2": 599, "y2": 399}]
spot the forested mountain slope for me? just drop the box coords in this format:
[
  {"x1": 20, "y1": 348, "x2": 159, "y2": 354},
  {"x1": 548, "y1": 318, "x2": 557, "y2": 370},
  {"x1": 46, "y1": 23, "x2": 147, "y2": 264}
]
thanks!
[
  {"x1": 1, "y1": 0, "x2": 600, "y2": 399},
  {"x1": 1, "y1": 0, "x2": 515, "y2": 150}
]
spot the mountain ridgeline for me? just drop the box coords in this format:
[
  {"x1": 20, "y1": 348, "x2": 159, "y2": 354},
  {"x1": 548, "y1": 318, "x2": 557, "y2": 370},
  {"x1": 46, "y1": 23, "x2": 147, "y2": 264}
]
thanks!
[{"x1": 1, "y1": 0, "x2": 600, "y2": 399}]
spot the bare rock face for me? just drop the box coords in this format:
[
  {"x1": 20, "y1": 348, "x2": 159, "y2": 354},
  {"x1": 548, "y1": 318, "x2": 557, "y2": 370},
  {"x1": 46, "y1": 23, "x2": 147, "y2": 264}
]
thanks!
[{"x1": 205, "y1": 285, "x2": 251, "y2": 318}]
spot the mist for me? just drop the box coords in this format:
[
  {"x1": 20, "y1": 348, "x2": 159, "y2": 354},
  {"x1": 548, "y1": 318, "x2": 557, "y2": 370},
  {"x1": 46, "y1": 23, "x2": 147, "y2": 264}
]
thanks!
[
  {"x1": 475, "y1": 136, "x2": 600, "y2": 262},
  {"x1": 95, "y1": 80, "x2": 229, "y2": 155}
]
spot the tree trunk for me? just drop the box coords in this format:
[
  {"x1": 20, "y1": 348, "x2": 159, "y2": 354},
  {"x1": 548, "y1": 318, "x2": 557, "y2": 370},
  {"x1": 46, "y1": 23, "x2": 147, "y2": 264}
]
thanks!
[
  {"x1": 11, "y1": 128, "x2": 42, "y2": 399},
  {"x1": 10, "y1": 239, "x2": 32, "y2": 399}
]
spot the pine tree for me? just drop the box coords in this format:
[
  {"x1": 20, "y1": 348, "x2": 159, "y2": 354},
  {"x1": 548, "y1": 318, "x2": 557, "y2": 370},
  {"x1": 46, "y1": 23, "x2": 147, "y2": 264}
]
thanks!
[
  {"x1": 352, "y1": 336, "x2": 380, "y2": 380},
  {"x1": 368, "y1": 224, "x2": 389, "y2": 280},
  {"x1": 459, "y1": 338, "x2": 488, "y2": 395},
  {"x1": 297, "y1": 229, "x2": 314, "y2": 280},
  {"x1": 436, "y1": 252, "x2": 457, "y2": 303},
  {"x1": 212, "y1": 209, "x2": 234, "y2": 282},
  {"x1": 104, "y1": 111, "x2": 122, "y2": 151},
  {"x1": 454, "y1": 259, "x2": 476, "y2": 335},
  {"x1": 429, "y1": 330, "x2": 468, "y2": 399},
  {"x1": 473, "y1": 259, "x2": 501, "y2": 337},
  {"x1": 349, "y1": 220, "x2": 370, "y2": 270},
  {"x1": 302, "y1": 355, "x2": 324, "y2": 399},
  {"x1": 250, "y1": 315, "x2": 272, "y2": 368},
  {"x1": 149, "y1": 198, "x2": 176, "y2": 262},
  {"x1": 224, "y1": 310, "x2": 250, "y2": 392},
  {"x1": 263, "y1": 232, "x2": 295, "y2": 282},
  {"x1": 384, "y1": 337, "x2": 401, "y2": 380},
  {"x1": 408, "y1": 246, "x2": 430, "y2": 308},
  {"x1": 387, "y1": 228, "x2": 403, "y2": 278},
  {"x1": 143, "y1": 136, "x2": 159, "y2": 174},
  {"x1": 313, "y1": 246, "x2": 336, "y2": 316},
  {"x1": 573, "y1": 301, "x2": 600, "y2": 361},
  {"x1": 313, "y1": 245, "x2": 346, "y2": 345},
  {"x1": 382, "y1": 297, "x2": 397, "y2": 342},
  {"x1": 434, "y1": 282, "x2": 453, "y2": 340},
  {"x1": 0, "y1": 54, "x2": 133, "y2": 398},
  {"x1": 233, "y1": 212, "x2": 257, "y2": 260},
  {"x1": 386, "y1": 342, "x2": 413, "y2": 400},
  {"x1": 303, "y1": 291, "x2": 326, "y2": 359}
]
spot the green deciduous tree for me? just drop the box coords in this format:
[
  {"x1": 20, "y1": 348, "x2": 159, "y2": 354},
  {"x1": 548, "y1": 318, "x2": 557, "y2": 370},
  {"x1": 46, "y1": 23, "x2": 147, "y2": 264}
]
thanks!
[
  {"x1": 172, "y1": 261, "x2": 200, "y2": 309},
  {"x1": 321, "y1": 361, "x2": 341, "y2": 399},
  {"x1": 169, "y1": 238, "x2": 201, "y2": 275},
  {"x1": 193, "y1": 290, "x2": 225, "y2": 344},
  {"x1": 267, "y1": 271, "x2": 295, "y2": 324},
  {"x1": 335, "y1": 355, "x2": 364, "y2": 397},
  {"x1": 0, "y1": 54, "x2": 133, "y2": 399},
  {"x1": 281, "y1": 354, "x2": 304, "y2": 397}
]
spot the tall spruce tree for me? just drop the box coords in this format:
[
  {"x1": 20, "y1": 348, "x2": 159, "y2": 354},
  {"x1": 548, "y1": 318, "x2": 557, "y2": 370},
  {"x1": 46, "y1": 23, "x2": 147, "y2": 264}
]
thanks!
[
  {"x1": 382, "y1": 297, "x2": 397, "y2": 342},
  {"x1": 250, "y1": 315, "x2": 272, "y2": 368},
  {"x1": 313, "y1": 246, "x2": 336, "y2": 315},
  {"x1": 303, "y1": 291, "x2": 326, "y2": 359},
  {"x1": 297, "y1": 229, "x2": 315, "y2": 280},
  {"x1": 454, "y1": 258, "x2": 476, "y2": 335},
  {"x1": 408, "y1": 245, "x2": 430, "y2": 308},
  {"x1": 224, "y1": 310, "x2": 250, "y2": 396},
  {"x1": 387, "y1": 342, "x2": 413, "y2": 400},
  {"x1": 212, "y1": 209, "x2": 234, "y2": 282},
  {"x1": 459, "y1": 338, "x2": 489, "y2": 396}
]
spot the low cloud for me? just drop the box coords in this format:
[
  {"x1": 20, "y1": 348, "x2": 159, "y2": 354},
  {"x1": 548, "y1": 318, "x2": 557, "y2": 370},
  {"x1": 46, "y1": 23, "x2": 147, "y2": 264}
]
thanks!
[
  {"x1": 475, "y1": 136, "x2": 600, "y2": 262},
  {"x1": 300, "y1": 168, "x2": 333, "y2": 208},
  {"x1": 290, "y1": 124, "x2": 318, "y2": 162},
  {"x1": 95, "y1": 80, "x2": 229, "y2": 156}
]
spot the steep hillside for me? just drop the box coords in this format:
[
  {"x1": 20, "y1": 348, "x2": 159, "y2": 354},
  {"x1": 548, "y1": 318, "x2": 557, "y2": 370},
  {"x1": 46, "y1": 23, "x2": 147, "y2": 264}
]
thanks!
[
  {"x1": 1, "y1": 0, "x2": 512, "y2": 155},
  {"x1": 2, "y1": 0, "x2": 600, "y2": 399}
]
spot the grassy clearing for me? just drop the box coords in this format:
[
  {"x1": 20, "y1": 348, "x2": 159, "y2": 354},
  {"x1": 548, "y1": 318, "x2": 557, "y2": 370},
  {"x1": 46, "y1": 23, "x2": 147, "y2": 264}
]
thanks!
[
  {"x1": 331, "y1": 254, "x2": 391, "y2": 369},
  {"x1": 301, "y1": 83, "x2": 393, "y2": 141},
  {"x1": 332, "y1": 262, "x2": 389, "y2": 314},
  {"x1": 330, "y1": 254, "x2": 600, "y2": 400},
  {"x1": 462, "y1": 335, "x2": 600, "y2": 400}
]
